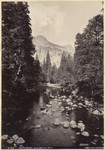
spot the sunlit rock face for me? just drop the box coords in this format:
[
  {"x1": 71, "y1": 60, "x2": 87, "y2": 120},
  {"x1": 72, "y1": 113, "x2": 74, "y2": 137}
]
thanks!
[{"x1": 33, "y1": 35, "x2": 74, "y2": 67}]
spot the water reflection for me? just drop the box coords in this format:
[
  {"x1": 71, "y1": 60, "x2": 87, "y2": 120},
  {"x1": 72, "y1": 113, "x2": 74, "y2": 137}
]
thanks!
[
  {"x1": 39, "y1": 94, "x2": 44, "y2": 108},
  {"x1": 25, "y1": 87, "x2": 77, "y2": 147},
  {"x1": 70, "y1": 111, "x2": 76, "y2": 121},
  {"x1": 6, "y1": 86, "x2": 103, "y2": 148}
]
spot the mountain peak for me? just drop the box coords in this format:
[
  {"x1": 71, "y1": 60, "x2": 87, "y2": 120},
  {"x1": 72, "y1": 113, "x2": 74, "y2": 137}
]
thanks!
[
  {"x1": 35, "y1": 35, "x2": 48, "y2": 44},
  {"x1": 33, "y1": 35, "x2": 74, "y2": 67}
]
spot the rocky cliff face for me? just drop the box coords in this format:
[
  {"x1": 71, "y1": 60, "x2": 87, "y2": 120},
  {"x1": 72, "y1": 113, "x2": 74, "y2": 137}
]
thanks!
[{"x1": 33, "y1": 35, "x2": 74, "y2": 67}]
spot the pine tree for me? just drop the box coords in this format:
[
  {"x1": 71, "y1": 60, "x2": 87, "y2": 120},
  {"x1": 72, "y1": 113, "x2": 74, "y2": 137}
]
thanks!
[
  {"x1": 50, "y1": 63, "x2": 58, "y2": 83},
  {"x1": 60, "y1": 51, "x2": 67, "y2": 71},
  {"x1": 2, "y1": 1, "x2": 43, "y2": 115},
  {"x1": 2, "y1": 2, "x2": 34, "y2": 91},
  {"x1": 45, "y1": 51, "x2": 52, "y2": 82},
  {"x1": 41, "y1": 59, "x2": 47, "y2": 83},
  {"x1": 74, "y1": 14, "x2": 103, "y2": 100},
  {"x1": 46, "y1": 51, "x2": 51, "y2": 70},
  {"x1": 58, "y1": 52, "x2": 74, "y2": 87},
  {"x1": 2, "y1": 2, "x2": 42, "y2": 93}
]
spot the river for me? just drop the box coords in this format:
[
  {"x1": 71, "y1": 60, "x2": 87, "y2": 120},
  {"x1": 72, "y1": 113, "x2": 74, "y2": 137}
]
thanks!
[{"x1": 2, "y1": 85, "x2": 104, "y2": 149}]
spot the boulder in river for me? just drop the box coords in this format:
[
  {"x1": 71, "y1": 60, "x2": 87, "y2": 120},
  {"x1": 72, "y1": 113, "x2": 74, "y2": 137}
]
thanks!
[
  {"x1": 100, "y1": 111, "x2": 104, "y2": 116},
  {"x1": 83, "y1": 105, "x2": 86, "y2": 108},
  {"x1": 85, "y1": 100, "x2": 90, "y2": 105},
  {"x1": 94, "y1": 134, "x2": 99, "y2": 137},
  {"x1": 71, "y1": 136, "x2": 75, "y2": 139},
  {"x1": 49, "y1": 101, "x2": 53, "y2": 105},
  {"x1": 73, "y1": 104, "x2": 78, "y2": 107},
  {"x1": 46, "y1": 104, "x2": 52, "y2": 108},
  {"x1": 78, "y1": 106, "x2": 82, "y2": 108},
  {"x1": 62, "y1": 121, "x2": 70, "y2": 128},
  {"x1": 61, "y1": 96, "x2": 66, "y2": 99},
  {"x1": 91, "y1": 141, "x2": 96, "y2": 145},
  {"x1": 66, "y1": 99, "x2": 71, "y2": 103},
  {"x1": 14, "y1": 143, "x2": 17, "y2": 147},
  {"x1": 78, "y1": 103, "x2": 83, "y2": 106},
  {"x1": 41, "y1": 109, "x2": 48, "y2": 114},
  {"x1": 16, "y1": 137, "x2": 25, "y2": 144},
  {"x1": 81, "y1": 131, "x2": 89, "y2": 137},
  {"x1": 70, "y1": 120, "x2": 77, "y2": 128},
  {"x1": 80, "y1": 96, "x2": 83, "y2": 100},
  {"x1": 66, "y1": 113, "x2": 69, "y2": 117},
  {"x1": 79, "y1": 120, "x2": 83, "y2": 123},
  {"x1": 93, "y1": 110, "x2": 100, "y2": 115},
  {"x1": 35, "y1": 125, "x2": 41, "y2": 129},
  {"x1": 77, "y1": 122, "x2": 85, "y2": 131},
  {"x1": 60, "y1": 106, "x2": 65, "y2": 111},
  {"x1": 68, "y1": 108, "x2": 71, "y2": 111},
  {"x1": 76, "y1": 132, "x2": 80, "y2": 135},
  {"x1": 88, "y1": 103, "x2": 93, "y2": 107},
  {"x1": 68, "y1": 102, "x2": 73, "y2": 106},
  {"x1": 72, "y1": 88, "x2": 78, "y2": 95},
  {"x1": 54, "y1": 119, "x2": 60, "y2": 126},
  {"x1": 65, "y1": 106, "x2": 70, "y2": 110},
  {"x1": 62, "y1": 99, "x2": 66, "y2": 102},
  {"x1": 50, "y1": 95, "x2": 54, "y2": 99},
  {"x1": 2, "y1": 135, "x2": 8, "y2": 140},
  {"x1": 12, "y1": 134, "x2": 19, "y2": 140},
  {"x1": 58, "y1": 102, "x2": 62, "y2": 106},
  {"x1": 46, "y1": 111, "x2": 52, "y2": 115},
  {"x1": 100, "y1": 135, "x2": 104, "y2": 140},
  {"x1": 7, "y1": 138, "x2": 14, "y2": 144},
  {"x1": 69, "y1": 95, "x2": 72, "y2": 99}
]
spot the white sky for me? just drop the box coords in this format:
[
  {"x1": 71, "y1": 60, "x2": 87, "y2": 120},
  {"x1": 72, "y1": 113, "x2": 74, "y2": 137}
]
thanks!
[{"x1": 28, "y1": 1, "x2": 102, "y2": 48}]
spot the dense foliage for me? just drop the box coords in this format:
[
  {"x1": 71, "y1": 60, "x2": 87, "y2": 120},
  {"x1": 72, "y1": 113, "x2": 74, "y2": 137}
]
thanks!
[
  {"x1": 2, "y1": 2, "x2": 41, "y2": 119},
  {"x1": 74, "y1": 14, "x2": 103, "y2": 100},
  {"x1": 41, "y1": 52, "x2": 51, "y2": 82},
  {"x1": 41, "y1": 51, "x2": 57, "y2": 83},
  {"x1": 57, "y1": 52, "x2": 74, "y2": 87},
  {"x1": 41, "y1": 51, "x2": 74, "y2": 85}
]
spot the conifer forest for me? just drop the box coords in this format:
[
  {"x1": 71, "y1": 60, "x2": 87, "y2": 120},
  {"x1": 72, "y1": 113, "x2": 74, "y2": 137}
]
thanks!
[{"x1": 2, "y1": 1, "x2": 104, "y2": 149}]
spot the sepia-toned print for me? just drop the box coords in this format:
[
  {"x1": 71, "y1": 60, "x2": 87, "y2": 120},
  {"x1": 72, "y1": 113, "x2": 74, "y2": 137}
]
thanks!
[{"x1": 2, "y1": 1, "x2": 104, "y2": 149}]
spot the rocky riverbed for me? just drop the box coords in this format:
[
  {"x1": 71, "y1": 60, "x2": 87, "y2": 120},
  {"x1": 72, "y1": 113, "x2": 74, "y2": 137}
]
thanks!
[{"x1": 2, "y1": 86, "x2": 104, "y2": 149}]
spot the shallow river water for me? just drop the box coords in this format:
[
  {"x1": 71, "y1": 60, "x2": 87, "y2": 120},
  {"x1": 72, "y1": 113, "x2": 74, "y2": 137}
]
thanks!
[{"x1": 3, "y1": 86, "x2": 104, "y2": 149}]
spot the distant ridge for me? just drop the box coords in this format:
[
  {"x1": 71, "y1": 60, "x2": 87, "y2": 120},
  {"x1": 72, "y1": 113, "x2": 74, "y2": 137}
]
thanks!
[{"x1": 33, "y1": 35, "x2": 74, "y2": 67}]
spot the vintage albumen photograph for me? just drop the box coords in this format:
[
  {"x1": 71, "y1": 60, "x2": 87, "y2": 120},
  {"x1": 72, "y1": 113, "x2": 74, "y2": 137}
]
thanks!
[{"x1": 2, "y1": 0, "x2": 104, "y2": 149}]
